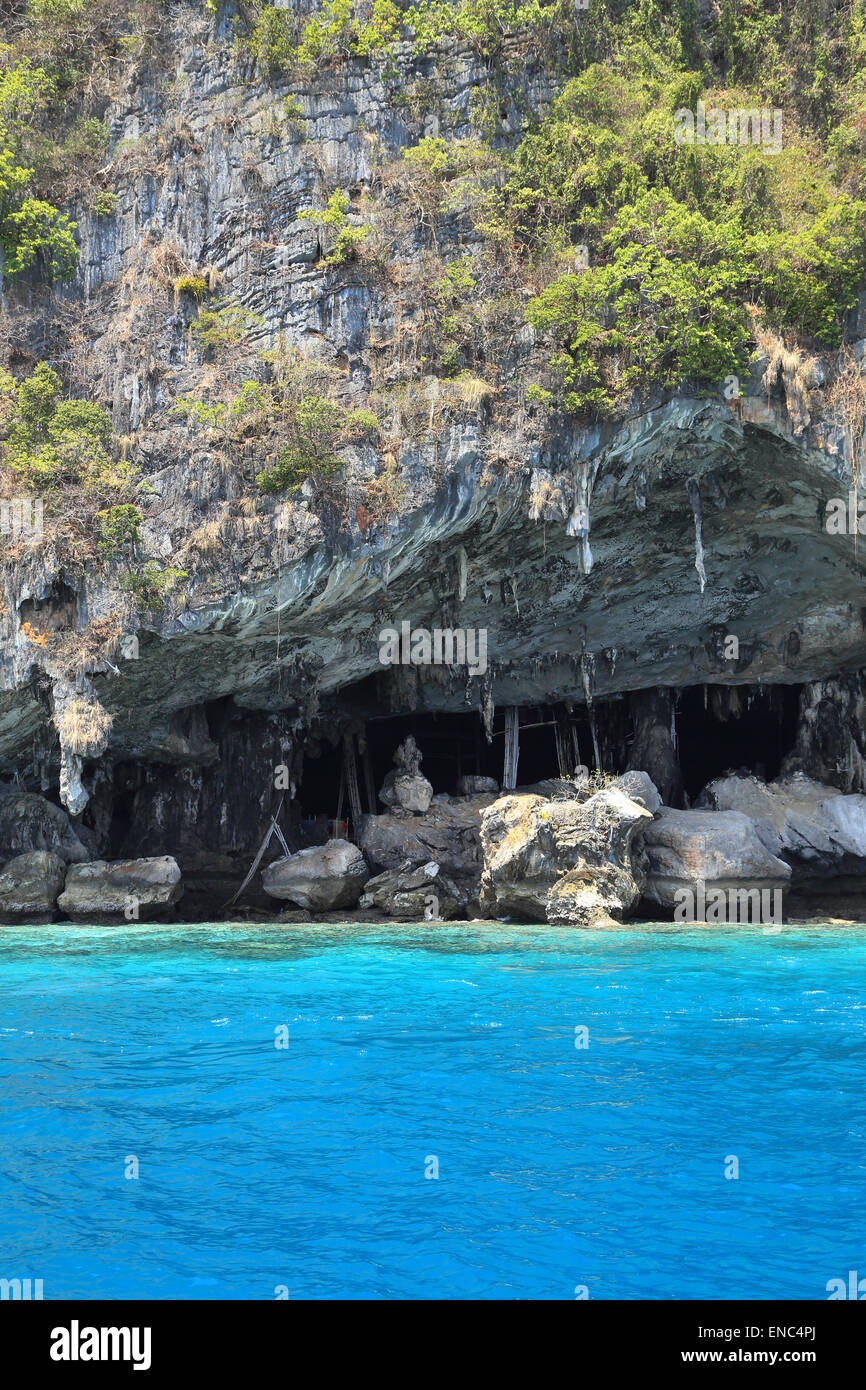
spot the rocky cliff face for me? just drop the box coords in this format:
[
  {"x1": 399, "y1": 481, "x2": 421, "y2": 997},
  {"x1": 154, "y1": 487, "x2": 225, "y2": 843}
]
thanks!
[{"x1": 2, "y1": 2, "x2": 866, "y2": 914}]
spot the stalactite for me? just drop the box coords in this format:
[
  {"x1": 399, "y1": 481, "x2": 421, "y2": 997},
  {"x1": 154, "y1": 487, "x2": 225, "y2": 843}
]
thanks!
[
  {"x1": 567, "y1": 458, "x2": 595, "y2": 575},
  {"x1": 457, "y1": 545, "x2": 467, "y2": 603},
  {"x1": 481, "y1": 670, "x2": 495, "y2": 743},
  {"x1": 686, "y1": 476, "x2": 707, "y2": 593}
]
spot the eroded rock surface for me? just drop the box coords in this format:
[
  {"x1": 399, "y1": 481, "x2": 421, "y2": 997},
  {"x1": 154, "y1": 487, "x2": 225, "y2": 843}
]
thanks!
[
  {"x1": 360, "y1": 861, "x2": 463, "y2": 921},
  {"x1": 0, "y1": 793, "x2": 91, "y2": 865},
  {"x1": 698, "y1": 771, "x2": 866, "y2": 883},
  {"x1": 642, "y1": 808, "x2": 792, "y2": 909},
  {"x1": 262, "y1": 840, "x2": 369, "y2": 910},
  {"x1": 58, "y1": 856, "x2": 183, "y2": 922},
  {"x1": 357, "y1": 794, "x2": 494, "y2": 879},
  {"x1": 378, "y1": 736, "x2": 434, "y2": 815},
  {"x1": 480, "y1": 785, "x2": 652, "y2": 926},
  {"x1": 0, "y1": 851, "x2": 67, "y2": 924},
  {"x1": 457, "y1": 775, "x2": 499, "y2": 796}
]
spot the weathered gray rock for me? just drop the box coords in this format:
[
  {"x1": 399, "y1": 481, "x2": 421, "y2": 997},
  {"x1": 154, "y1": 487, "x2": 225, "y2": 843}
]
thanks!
[
  {"x1": 456, "y1": 775, "x2": 499, "y2": 795},
  {"x1": 696, "y1": 771, "x2": 840, "y2": 851},
  {"x1": 817, "y1": 794, "x2": 866, "y2": 859},
  {"x1": 378, "y1": 735, "x2": 434, "y2": 814},
  {"x1": 642, "y1": 808, "x2": 791, "y2": 909},
  {"x1": 0, "y1": 793, "x2": 91, "y2": 865},
  {"x1": 360, "y1": 860, "x2": 462, "y2": 920},
  {"x1": 276, "y1": 906, "x2": 313, "y2": 923},
  {"x1": 547, "y1": 862, "x2": 644, "y2": 930},
  {"x1": 358, "y1": 795, "x2": 494, "y2": 877},
  {"x1": 58, "y1": 856, "x2": 183, "y2": 921},
  {"x1": 695, "y1": 771, "x2": 866, "y2": 882},
  {"x1": 262, "y1": 840, "x2": 369, "y2": 911},
  {"x1": 379, "y1": 771, "x2": 434, "y2": 814},
  {"x1": 518, "y1": 776, "x2": 589, "y2": 800},
  {"x1": 0, "y1": 851, "x2": 67, "y2": 924},
  {"x1": 612, "y1": 771, "x2": 663, "y2": 813},
  {"x1": 480, "y1": 786, "x2": 653, "y2": 926}
]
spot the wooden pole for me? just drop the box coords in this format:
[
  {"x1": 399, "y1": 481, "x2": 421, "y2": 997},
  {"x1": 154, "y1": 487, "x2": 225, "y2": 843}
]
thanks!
[
  {"x1": 343, "y1": 733, "x2": 363, "y2": 835},
  {"x1": 571, "y1": 722, "x2": 582, "y2": 772},
  {"x1": 362, "y1": 740, "x2": 376, "y2": 814},
  {"x1": 334, "y1": 762, "x2": 346, "y2": 838},
  {"x1": 554, "y1": 709, "x2": 570, "y2": 777},
  {"x1": 503, "y1": 706, "x2": 520, "y2": 790}
]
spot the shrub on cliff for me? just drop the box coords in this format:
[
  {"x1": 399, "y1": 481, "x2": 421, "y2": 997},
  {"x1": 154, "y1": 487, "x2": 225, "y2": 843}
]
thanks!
[
  {"x1": 190, "y1": 300, "x2": 267, "y2": 357},
  {"x1": 257, "y1": 395, "x2": 346, "y2": 493},
  {"x1": 526, "y1": 192, "x2": 751, "y2": 412},
  {"x1": 0, "y1": 363, "x2": 129, "y2": 496},
  {"x1": 511, "y1": 18, "x2": 866, "y2": 414},
  {"x1": 0, "y1": 60, "x2": 77, "y2": 280},
  {"x1": 118, "y1": 562, "x2": 188, "y2": 614},
  {"x1": 299, "y1": 191, "x2": 370, "y2": 266},
  {"x1": 256, "y1": 394, "x2": 380, "y2": 493},
  {"x1": 97, "y1": 504, "x2": 143, "y2": 561},
  {"x1": 245, "y1": 0, "x2": 572, "y2": 75}
]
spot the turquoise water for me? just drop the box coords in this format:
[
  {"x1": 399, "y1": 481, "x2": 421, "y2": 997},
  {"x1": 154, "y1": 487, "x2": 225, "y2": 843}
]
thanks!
[{"x1": 1, "y1": 920, "x2": 865, "y2": 1300}]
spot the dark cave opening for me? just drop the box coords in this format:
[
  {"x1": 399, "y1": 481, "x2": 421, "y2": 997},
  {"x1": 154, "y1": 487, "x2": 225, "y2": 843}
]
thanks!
[
  {"x1": 19, "y1": 580, "x2": 79, "y2": 634},
  {"x1": 295, "y1": 740, "x2": 347, "y2": 821},
  {"x1": 104, "y1": 766, "x2": 139, "y2": 859},
  {"x1": 675, "y1": 685, "x2": 800, "y2": 800},
  {"x1": 296, "y1": 704, "x2": 603, "y2": 826},
  {"x1": 296, "y1": 684, "x2": 803, "y2": 828}
]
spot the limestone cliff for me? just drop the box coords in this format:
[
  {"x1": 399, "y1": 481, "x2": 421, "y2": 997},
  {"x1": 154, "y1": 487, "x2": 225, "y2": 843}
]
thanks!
[{"x1": 1, "y1": 1, "x2": 866, "y2": 914}]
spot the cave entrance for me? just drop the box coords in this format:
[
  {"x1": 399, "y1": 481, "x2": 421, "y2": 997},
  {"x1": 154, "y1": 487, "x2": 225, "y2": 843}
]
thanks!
[
  {"x1": 675, "y1": 684, "x2": 800, "y2": 800},
  {"x1": 295, "y1": 704, "x2": 600, "y2": 838},
  {"x1": 294, "y1": 683, "x2": 801, "y2": 834},
  {"x1": 360, "y1": 705, "x2": 604, "y2": 800}
]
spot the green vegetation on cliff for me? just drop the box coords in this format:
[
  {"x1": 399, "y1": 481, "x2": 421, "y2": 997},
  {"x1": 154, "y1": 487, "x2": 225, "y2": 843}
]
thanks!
[
  {"x1": 0, "y1": 363, "x2": 120, "y2": 491},
  {"x1": 236, "y1": 0, "x2": 866, "y2": 418},
  {"x1": 0, "y1": 0, "x2": 864, "y2": 536}
]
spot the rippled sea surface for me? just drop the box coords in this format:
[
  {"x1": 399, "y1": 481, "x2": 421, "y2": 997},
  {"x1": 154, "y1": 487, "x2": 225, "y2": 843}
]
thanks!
[{"x1": 1, "y1": 920, "x2": 865, "y2": 1300}]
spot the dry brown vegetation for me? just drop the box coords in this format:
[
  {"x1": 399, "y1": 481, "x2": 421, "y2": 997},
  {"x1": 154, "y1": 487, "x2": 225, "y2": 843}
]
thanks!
[
  {"x1": 47, "y1": 614, "x2": 124, "y2": 678},
  {"x1": 827, "y1": 345, "x2": 866, "y2": 477},
  {"x1": 752, "y1": 319, "x2": 822, "y2": 433},
  {"x1": 56, "y1": 695, "x2": 113, "y2": 756}
]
